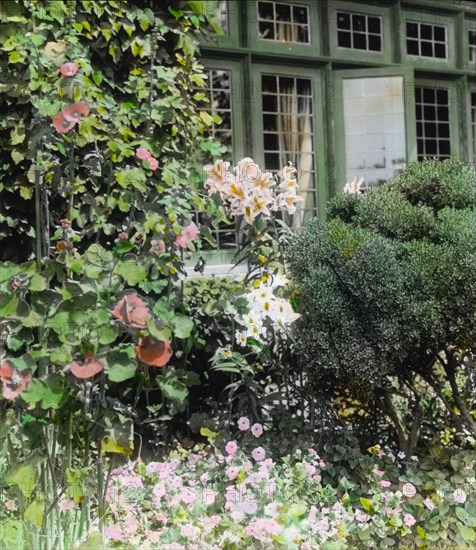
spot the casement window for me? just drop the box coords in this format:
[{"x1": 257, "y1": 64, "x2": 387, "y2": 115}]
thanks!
[
  {"x1": 336, "y1": 11, "x2": 382, "y2": 52},
  {"x1": 469, "y1": 28, "x2": 476, "y2": 63},
  {"x1": 471, "y1": 90, "x2": 476, "y2": 161},
  {"x1": 415, "y1": 86, "x2": 451, "y2": 160},
  {"x1": 328, "y1": 2, "x2": 391, "y2": 63},
  {"x1": 257, "y1": 0, "x2": 311, "y2": 44},
  {"x1": 406, "y1": 21, "x2": 447, "y2": 59}
]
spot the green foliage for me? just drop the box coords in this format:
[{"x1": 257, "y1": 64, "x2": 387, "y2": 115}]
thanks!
[{"x1": 288, "y1": 159, "x2": 476, "y2": 448}]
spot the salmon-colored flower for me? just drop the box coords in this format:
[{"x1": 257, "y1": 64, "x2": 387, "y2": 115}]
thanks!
[
  {"x1": 112, "y1": 294, "x2": 150, "y2": 328},
  {"x1": 69, "y1": 358, "x2": 104, "y2": 379},
  {"x1": 63, "y1": 102, "x2": 90, "y2": 121},
  {"x1": 60, "y1": 62, "x2": 78, "y2": 77},
  {"x1": 147, "y1": 157, "x2": 159, "y2": 171},
  {"x1": 151, "y1": 239, "x2": 165, "y2": 255},
  {"x1": 53, "y1": 112, "x2": 77, "y2": 133},
  {"x1": 174, "y1": 221, "x2": 199, "y2": 249},
  {"x1": 53, "y1": 102, "x2": 90, "y2": 133},
  {"x1": 135, "y1": 337, "x2": 173, "y2": 367},
  {"x1": 0, "y1": 360, "x2": 31, "y2": 400}
]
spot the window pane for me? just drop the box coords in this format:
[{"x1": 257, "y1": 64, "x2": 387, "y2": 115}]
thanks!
[
  {"x1": 261, "y1": 74, "x2": 316, "y2": 227},
  {"x1": 415, "y1": 85, "x2": 451, "y2": 160},
  {"x1": 343, "y1": 76, "x2": 406, "y2": 188},
  {"x1": 258, "y1": 1, "x2": 310, "y2": 43},
  {"x1": 406, "y1": 21, "x2": 448, "y2": 59},
  {"x1": 469, "y1": 30, "x2": 476, "y2": 62},
  {"x1": 336, "y1": 11, "x2": 382, "y2": 52},
  {"x1": 471, "y1": 91, "x2": 476, "y2": 160}
]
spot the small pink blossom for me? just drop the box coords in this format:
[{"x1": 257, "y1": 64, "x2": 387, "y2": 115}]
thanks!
[
  {"x1": 180, "y1": 524, "x2": 200, "y2": 539},
  {"x1": 379, "y1": 450, "x2": 386, "y2": 457},
  {"x1": 225, "y1": 441, "x2": 238, "y2": 455},
  {"x1": 145, "y1": 530, "x2": 161, "y2": 543},
  {"x1": 423, "y1": 498, "x2": 435, "y2": 511},
  {"x1": 188, "y1": 453, "x2": 201, "y2": 466},
  {"x1": 5, "y1": 500, "x2": 16, "y2": 511},
  {"x1": 180, "y1": 488, "x2": 196, "y2": 504},
  {"x1": 402, "y1": 483, "x2": 417, "y2": 498},
  {"x1": 105, "y1": 524, "x2": 125, "y2": 542},
  {"x1": 321, "y1": 507, "x2": 330, "y2": 515},
  {"x1": 59, "y1": 62, "x2": 78, "y2": 76},
  {"x1": 136, "y1": 147, "x2": 151, "y2": 160},
  {"x1": 374, "y1": 468, "x2": 385, "y2": 477},
  {"x1": 58, "y1": 498, "x2": 75, "y2": 512},
  {"x1": 404, "y1": 513, "x2": 416, "y2": 526},
  {"x1": 308, "y1": 448, "x2": 318, "y2": 456},
  {"x1": 453, "y1": 489, "x2": 467, "y2": 504},
  {"x1": 251, "y1": 446, "x2": 266, "y2": 461},
  {"x1": 380, "y1": 480, "x2": 391, "y2": 488},
  {"x1": 148, "y1": 157, "x2": 159, "y2": 171},
  {"x1": 251, "y1": 423, "x2": 263, "y2": 437},
  {"x1": 226, "y1": 466, "x2": 240, "y2": 481},
  {"x1": 155, "y1": 513, "x2": 167, "y2": 522},
  {"x1": 241, "y1": 499, "x2": 258, "y2": 514},
  {"x1": 355, "y1": 510, "x2": 371, "y2": 523},
  {"x1": 151, "y1": 239, "x2": 166, "y2": 256},
  {"x1": 174, "y1": 221, "x2": 199, "y2": 249},
  {"x1": 305, "y1": 463, "x2": 316, "y2": 476},
  {"x1": 237, "y1": 417, "x2": 250, "y2": 431}
]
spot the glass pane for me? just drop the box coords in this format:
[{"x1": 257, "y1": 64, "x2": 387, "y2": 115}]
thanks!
[
  {"x1": 343, "y1": 76, "x2": 406, "y2": 187},
  {"x1": 415, "y1": 86, "x2": 451, "y2": 160}
]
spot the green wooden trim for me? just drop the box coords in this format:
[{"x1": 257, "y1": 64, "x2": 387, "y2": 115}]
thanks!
[
  {"x1": 466, "y1": 20, "x2": 476, "y2": 70},
  {"x1": 199, "y1": 1, "x2": 241, "y2": 48},
  {"x1": 327, "y1": 0, "x2": 393, "y2": 65},
  {"x1": 200, "y1": 58, "x2": 246, "y2": 164},
  {"x1": 414, "y1": 77, "x2": 462, "y2": 160},
  {"x1": 246, "y1": 0, "x2": 320, "y2": 57},
  {"x1": 400, "y1": 8, "x2": 458, "y2": 69},
  {"x1": 332, "y1": 66, "x2": 416, "y2": 196},
  {"x1": 248, "y1": 63, "x2": 327, "y2": 219}
]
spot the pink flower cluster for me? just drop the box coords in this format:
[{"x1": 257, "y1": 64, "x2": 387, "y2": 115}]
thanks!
[
  {"x1": 204, "y1": 158, "x2": 303, "y2": 225},
  {"x1": 136, "y1": 147, "x2": 159, "y2": 171}
]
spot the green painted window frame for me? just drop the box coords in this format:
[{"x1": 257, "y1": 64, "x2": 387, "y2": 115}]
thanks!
[
  {"x1": 199, "y1": 0, "x2": 241, "y2": 48},
  {"x1": 247, "y1": 0, "x2": 320, "y2": 57},
  {"x1": 332, "y1": 67, "x2": 417, "y2": 195},
  {"x1": 193, "y1": 58, "x2": 246, "y2": 266},
  {"x1": 469, "y1": 83, "x2": 476, "y2": 164},
  {"x1": 414, "y1": 77, "x2": 462, "y2": 160},
  {"x1": 401, "y1": 9, "x2": 457, "y2": 69},
  {"x1": 467, "y1": 20, "x2": 476, "y2": 68},
  {"x1": 248, "y1": 63, "x2": 328, "y2": 220},
  {"x1": 327, "y1": 1, "x2": 393, "y2": 64}
]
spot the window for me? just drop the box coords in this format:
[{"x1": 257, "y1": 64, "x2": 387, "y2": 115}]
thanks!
[
  {"x1": 415, "y1": 86, "x2": 451, "y2": 160},
  {"x1": 406, "y1": 21, "x2": 447, "y2": 59},
  {"x1": 469, "y1": 29, "x2": 476, "y2": 63},
  {"x1": 258, "y1": 1, "x2": 310, "y2": 43},
  {"x1": 261, "y1": 73, "x2": 316, "y2": 227},
  {"x1": 196, "y1": 68, "x2": 238, "y2": 250},
  {"x1": 342, "y1": 76, "x2": 406, "y2": 187},
  {"x1": 336, "y1": 11, "x2": 382, "y2": 51},
  {"x1": 472, "y1": 91, "x2": 476, "y2": 161}
]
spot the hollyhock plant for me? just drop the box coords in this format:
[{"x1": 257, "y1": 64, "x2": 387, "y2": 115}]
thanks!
[
  {"x1": 59, "y1": 62, "x2": 78, "y2": 76},
  {"x1": 0, "y1": 360, "x2": 31, "y2": 399},
  {"x1": 135, "y1": 337, "x2": 173, "y2": 367},
  {"x1": 237, "y1": 417, "x2": 250, "y2": 431},
  {"x1": 53, "y1": 102, "x2": 90, "y2": 133},
  {"x1": 174, "y1": 221, "x2": 199, "y2": 249},
  {"x1": 112, "y1": 293, "x2": 150, "y2": 328},
  {"x1": 251, "y1": 423, "x2": 263, "y2": 438}
]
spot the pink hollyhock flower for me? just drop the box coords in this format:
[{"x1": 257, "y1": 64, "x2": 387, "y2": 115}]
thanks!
[
  {"x1": 153, "y1": 483, "x2": 166, "y2": 499},
  {"x1": 251, "y1": 446, "x2": 266, "y2": 461},
  {"x1": 242, "y1": 460, "x2": 253, "y2": 471},
  {"x1": 69, "y1": 357, "x2": 104, "y2": 379},
  {"x1": 321, "y1": 507, "x2": 330, "y2": 515},
  {"x1": 5, "y1": 500, "x2": 16, "y2": 511},
  {"x1": 112, "y1": 293, "x2": 150, "y2": 328},
  {"x1": 308, "y1": 448, "x2": 317, "y2": 456},
  {"x1": 155, "y1": 513, "x2": 167, "y2": 522},
  {"x1": 380, "y1": 480, "x2": 391, "y2": 488},
  {"x1": 225, "y1": 441, "x2": 238, "y2": 455},
  {"x1": 169, "y1": 458, "x2": 181, "y2": 470},
  {"x1": 202, "y1": 515, "x2": 221, "y2": 533},
  {"x1": 379, "y1": 449, "x2": 386, "y2": 457},
  {"x1": 136, "y1": 147, "x2": 151, "y2": 160},
  {"x1": 404, "y1": 513, "x2": 416, "y2": 526},
  {"x1": 63, "y1": 102, "x2": 90, "y2": 121},
  {"x1": 241, "y1": 499, "x2": 258, "y2": 514},
  {"x1": 200, "y1": 472, "x2": 209, "y2": 483},
  {"x1": 174, "y1": 221, "x2": 199, "y2": 249},
  {"x1": 237, "y1": 417, "x2": 250, "y2": 431},
  {"x1": 0, "y1": 360, "x2": 31, "y2": 399},
  {"x1": 148, "y1": 157, "x2": 159, "y2": 171},
  {"x1": 60, "y1": 62, "x2": 78, "y2": 76},
  {"x1": 374, "y1": 469, "x2": 385, "y2": 477},
  {"x1": 453, "y1": 489, "x2": 467, "y2": 504},
  {"x1": 319, "y1": 459, "x2": 326, "y2": 467},
  {"x1": 402, "y1": 483, "x2": 417, "y2": 498},
  {"x1": 52, "y1": 111, "x2": 77, "y2": 133},
  {"x1": 251, "y1": 423, "x2": 263, "y2": 437},
  {"x1": 151, "y1": 239, "x2": 165, "y2": 256}
]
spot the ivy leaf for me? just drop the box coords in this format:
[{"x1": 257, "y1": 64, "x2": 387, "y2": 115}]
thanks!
[
  {"x1": 21, "y1": 376, "x2": 68, "y2": 410},
  {"x1": 114, "y1": 259, "x2": 148, "y2": 285}
]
